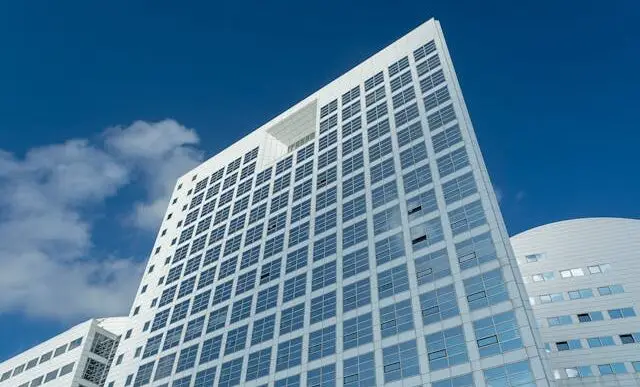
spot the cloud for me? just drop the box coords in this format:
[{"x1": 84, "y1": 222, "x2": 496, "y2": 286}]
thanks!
[
  {"x1": 104, "y1": 120, "x2": 203, "y2": 231},
  {"x1": 515, "y1": 190, "x2": 526, "y2": 202},
  {"x1": 0, "y1": 120, "x2": 202, "y2": 321}
]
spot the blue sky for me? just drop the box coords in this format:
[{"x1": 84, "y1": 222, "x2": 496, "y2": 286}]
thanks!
[{"x1": 0, "y1": 1, "x2": 638, "y2": 361}]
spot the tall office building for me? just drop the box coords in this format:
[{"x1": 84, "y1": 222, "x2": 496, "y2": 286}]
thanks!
[
  {"x1": 0, "y1": 317, "x2": 127, "y2": 387},
  {"x1": 105, "y1": 18, "x2": 554, "y2": 387},
  {"x1": 511, "y1": 218, "x2": 640, "y2": 386}
]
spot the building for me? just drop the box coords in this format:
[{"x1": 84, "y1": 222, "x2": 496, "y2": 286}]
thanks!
[
  {"x1": 0, "y1": 317, "x2": 128, "y2": 387},
  {"x1": 511, "y1": 218, "x2": 640, "y2": 386},
  {"x1": 105, "y1": 18, "x2": 554, "y2": 387}
]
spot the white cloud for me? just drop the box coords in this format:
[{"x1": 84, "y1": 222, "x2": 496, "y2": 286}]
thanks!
[
  {"x1": 493, "y1": 186, "x2": 503, "y2": 203},
  {"x1": 0, "y1": 120, "x2": 202, "y2": 321},
  {"x1": 515, "y1": 190, "x2": 526, "y2": 202},
  {"x1": 105, "y1": 120, "x2": 203, "y2": 231}
]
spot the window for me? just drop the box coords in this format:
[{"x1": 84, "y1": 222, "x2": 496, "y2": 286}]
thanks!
[
  {"x1": 209, "y1": 225, "x2": 226, "y2": 244},
  {"x1": 547, "y1": 315, "x2": 572, "y2": 326},
  {"x1": 555, "y1": 339, "x2": 581, "y2": 351},
  {"x1": 312, "y1": 260, "x2": 337, "y2": 291},
  {"x1": 598, "y1": 363, "x2": 627, "y2": 375},
  {"x1": 395, "y1": 103, "x2": 420, "y2": 127},
  {"x1": 474, "y1": 311, "x2": 522, "y2": 357},
  {"x1": 380, "y1": 299, "x2": 414, "y2": 337},
  {"x1": 227, "y1": 214, "x2": 246, "y2": 235},
  {"x1": 343, "y1": 195, "x2": 366, "y2": 222},
  {"x1": 392, "y1": 86, "x2": 416, "y2": 109},
  {"x1": 283, "y1": 272, "x2": 307, "y2": 303},
  {"x1": 318, "y1": 147, "x2": 338, "y2": 170},
  {"x1": 588, "y1": 263, "x2": 611, "y2": 274},
  {"x1": 295, "y1": 160, "x2": 314, "y2": 181},
  {"x1": 568, "y1": 288, "x2": 593, "y2": 300},
  {"x1": 134, "y1": 362, "x2": 154, "y2": 387},
  {"x1": 319, "y1": 116, "x2": 338, "y2": 135},
  {"x1": 343, "y1": 116, "x2": 363, "y2": 138},
  {"x1": 431, "y1": 374, "x2": 475, "y2": 387},
  {"x1": 163, "y1": 325, "x2": 183, "y2": 350},
  {"x1": 407, "y1": 189, "x2": 437, "y2": 221},
  {"x1": 307, "y1": 364, "x2": 336, "y2": 387},
  {"x1": 343, "y1": 312, "x2": 373, "y2": 350},
  {"x1": 246, "y1": 348, "x2": 272, "y2": 381},
  {"x1": 587, "y1": 336, "x2": 615, "y2": 348},
  {"x1": 252, "y1": 187, "x2": 269, "y2": 207},
  {"x1": 272, "y1": 172, "x2": 291, "y2": 193},
  {"x1": 377, "y1": 264, "x2": 409, "y2": 299},
  {"x1": 410, "y1": 217, "x2": 444, "y2": 251},
  {"x1": 175, "y1": 345, "x2": 198, "y2": 373},
  {"x1": 194, "y1": 366, "x2": 217, "y2": 387},
  {"x1": 343, "y1": 352, "x2": 376, "y2": 387},
  {"x1": 382, "y1": 340, "x2": 420, "y2": 383},
  {"x1": 143, "y1": 334, "x2": 163, "y2": 358},
  {"x1": 424, "y1": 86, "x2": 451, "y2": 111},
  {"x1": 212, "y1": 280, "x2": 233, "y2": 305},
  {"x1": 484, "y1": 360, "x2": 534, "y2": 387},
  {"x1": 275, "y1": 375, "x2": 301, "y2": 387},
  {"x1": 280, "y1": 302, "x2": 306, "y2": 334},
  {"x1": 371, "y1": 180, "x2": 397, "y2": 208},
  {"x1": 608, "y1": 307, "x2": 636, "y2": 319},
  {"x1": 449, "y1": 200, "x2": 486, "y2": 235},
  {"x1": 343, "y1": 219, "x2": 368, "y2": 248},
  {"x1": 633, "y1": 362, "x2": 640, "y2": 372},
  {"x1": 191, "y1": 290, "x2": 211, "y2": 314},
  {"x1": 308, "y1": 325, "x2": 336, "y2": 361},
  {"x1": 560, "y1": 267, "x2": 585, "y2": 278},
  {"x1": 370, "y1": 158, "x2": 395, "y2": 184},
  {"x1": 244, "y1": 223, "x2": 264, "y2": 245},
  {"x1": 219, "y1": 357, "x2": 243, "y2": 387},
  {"x1": 375, "y1": 232, "x2": 405, "y2": 265},
  {"x1": 318, "y1": 130, "x2": 338, "y2": 151},
  {"x1": 235, "y1": 269, "x2": 256, "y2": 295},
  {"x1": 577, "y1": 311, "x2": 604, "y2": 323},
  {"x1": 368, "y1": 136, "x2": 393, "y2": 162},
  {"x1": 539, "y1": 293, "x2": 564, "y2": 304},
  {"x1": 170, "y1": 300, "x2": 190, "y2": 323},
  {"x1": 230, "y1": 295, "x2": 253, "y2": 323},
  {"x1": 343, "y1": 172, "x2": 365, "y2": 197},
  {"x1": 59, "y1": 362, "x2": 74, "y2": 376},
  {"x1": 313, "y1": 233, "x2": 337, "y2": 261},
  {"x1": 414, "y1": 39, "x2": 437, "y2": 61},
  {"x1": 267, "y1": 212, "x2": 287, "y2": 235},
  {"x1": 260, "y1": 258, "x2": 281, "y2": 284},
  {"x1": 240, "y1": 246, "x2": 260, "y2": 270},
  {"x1": 426, "y1": 325, "x2": 469, "y2": 370},
  {"x1": 218, "y1": 256, "x2": 238, "y2": 279},
  {"x1": 415, "y1": 248, "x2": 451, "y2": 285},
  {"x1": 373, "y1": 205, "x2": 402, "y2": 235},
  {"x1": 464, "y1": 268, "x2": 509, "y2": 310},
  {"x1": 310, "y1": 291, "x2": 336, "y2": 324},
  {"x1": 275, "y1": 336, "x2": 303, "y2": 371},
  {"x1": 365, "y1": 71, "x2": 384, "y2": 91},
  {"x1": 251, "y1": 314, "x2": 276, "y2": 345},
  {"x1": 264, "y1": 234, "x2": 284, "y2": 258},
  {"x1": 224, "y1": 325, "x2": 248, "y2": 355},
  {"x1": 455, "y1": 232, "x2": 497, "y2": 270},
  {"x1": 531, "y1": 271, "x2": 555, "y2": 282},
  {"x1": 342, "y1": 86, "x2": 360, "y2": 105},
  {"x1": 390, "y1": 71, "x2": 412, "y2": 92},
  {"x1": 343, "y1": 152, "x2": 364, "y2": 176},
  {"x1": 288, "y1": 222, "x2": 309, "y2": 247},
  {"x1": 598, "y1": 284, "x2": 624, "y2": 295},
  {"x1": 420, "y1": 284, "x2": 460, "y2": 325},
  {"x1": 420, "y1": 62, "x2": 445, "y2": 91},
  {"x1": 255, "y1": 284, "x2": 279, "y2": 314},
  {"x1": 343, "y1": 247, "x2": 369, "y2": 279},
  {"x1": 315, "y1": 186, "x2": 337, "y2": 210},
  {"x1": 343, "y1": 278, "x2": 371, "y2": 312},
  {"x1": 403, "y1": 164, "x2": 432, "y2": 193},
  {"x1": 286, "y1": 247, "x2": 308, "y2": 273},
  {"x1": 368, "y1": 119, "x2": 390, "y2": 142}
]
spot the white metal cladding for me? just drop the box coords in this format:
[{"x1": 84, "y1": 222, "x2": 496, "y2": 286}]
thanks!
[
  {"x1": 511, "y1": 218, "x2": 640, "y2": 386},
  {"x1": 0, "y1": 317, "x2": 126, "y2": 387},
  {"x1": 105, "y1": 17, "x2": 554, "y2": 387}
]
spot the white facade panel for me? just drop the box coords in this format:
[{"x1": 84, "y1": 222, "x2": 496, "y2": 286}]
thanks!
[{"x1": 511, "y1": 217, "x2": 640, "y2": 386}]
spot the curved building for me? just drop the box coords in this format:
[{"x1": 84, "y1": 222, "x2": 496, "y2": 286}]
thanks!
[{"x1": 511, "y1": 218, "x2": 640, "y2": 386}]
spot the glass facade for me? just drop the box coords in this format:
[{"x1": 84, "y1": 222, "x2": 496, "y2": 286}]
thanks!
[{"x1": 106, "y1": 18, "x2": 551, "y2": 387}]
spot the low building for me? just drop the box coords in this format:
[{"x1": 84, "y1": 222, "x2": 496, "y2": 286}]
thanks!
[
  {"x1": 0, "y1": 317, "x2": 128, "y2": 387},
  {"x1": 511, "y1": 217, "x2": 640, "y2": 386}
]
